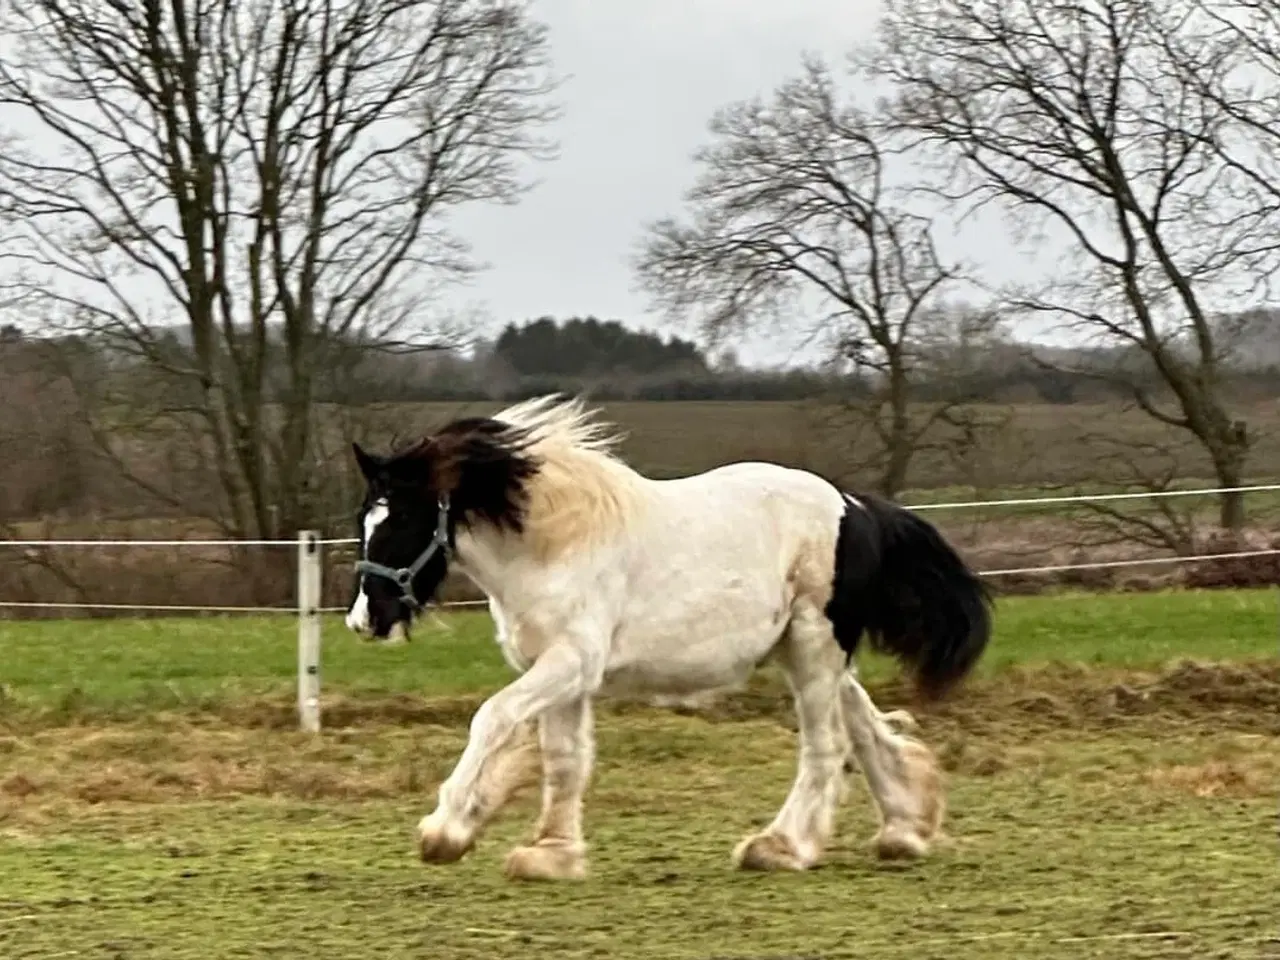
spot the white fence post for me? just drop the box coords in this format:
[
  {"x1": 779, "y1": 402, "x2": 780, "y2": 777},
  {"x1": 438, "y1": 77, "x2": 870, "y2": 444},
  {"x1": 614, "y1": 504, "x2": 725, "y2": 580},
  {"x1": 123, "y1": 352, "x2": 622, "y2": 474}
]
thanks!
[{"x1": 297, "y1": 529, "x2": 322, "y2": 734}]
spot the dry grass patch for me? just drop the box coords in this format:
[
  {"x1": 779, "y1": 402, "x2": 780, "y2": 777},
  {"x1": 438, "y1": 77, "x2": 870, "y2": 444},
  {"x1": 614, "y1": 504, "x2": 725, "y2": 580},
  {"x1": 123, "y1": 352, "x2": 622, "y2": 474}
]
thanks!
[
  {"x1": 3, "y1": 661, "x2": 1278, "y2": 823},
  {"x1": 1146, "y1": 759, "x2": 1274, "y2": 798}
]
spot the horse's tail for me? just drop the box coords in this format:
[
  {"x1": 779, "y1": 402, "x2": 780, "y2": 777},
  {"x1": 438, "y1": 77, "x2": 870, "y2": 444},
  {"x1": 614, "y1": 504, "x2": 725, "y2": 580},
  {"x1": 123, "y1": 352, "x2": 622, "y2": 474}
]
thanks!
[{"x1": 824, "y1": 491, "x2": 991, "y2": 700}]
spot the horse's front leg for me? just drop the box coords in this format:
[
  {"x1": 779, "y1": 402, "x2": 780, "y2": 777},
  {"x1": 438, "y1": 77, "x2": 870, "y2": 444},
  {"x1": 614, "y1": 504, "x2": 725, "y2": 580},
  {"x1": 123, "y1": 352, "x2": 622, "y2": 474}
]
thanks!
[
  {"x1": 417, "y1": 645, "x2": 590, "y2": 864},
  {"x1": 503, "y1": 695, "x2": 594, "y2": 881}
]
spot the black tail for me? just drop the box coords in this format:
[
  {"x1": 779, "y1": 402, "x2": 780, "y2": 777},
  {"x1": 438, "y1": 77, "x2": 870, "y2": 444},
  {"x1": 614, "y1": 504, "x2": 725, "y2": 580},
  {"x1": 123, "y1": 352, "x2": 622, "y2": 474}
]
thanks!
[{"x1": 824, "y1": 490, "x2": 992, "y2": 699}]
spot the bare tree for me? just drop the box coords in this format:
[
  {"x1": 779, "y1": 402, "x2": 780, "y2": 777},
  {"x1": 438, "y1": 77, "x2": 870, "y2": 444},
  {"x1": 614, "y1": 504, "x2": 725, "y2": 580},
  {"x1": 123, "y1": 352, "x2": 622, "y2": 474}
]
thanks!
[
  {"x1": 867, "y1": 0, "x2": 1276, "y2": 530},
  {"x1": 0, "y1": 0, "x2": 558, "y2": 538},
  {"x1": 1070, "y1": 428, "x2": 1206, "y2": 553},
  {"x1": 634, "y1": 56, "x2": 971, "y2": 497}
]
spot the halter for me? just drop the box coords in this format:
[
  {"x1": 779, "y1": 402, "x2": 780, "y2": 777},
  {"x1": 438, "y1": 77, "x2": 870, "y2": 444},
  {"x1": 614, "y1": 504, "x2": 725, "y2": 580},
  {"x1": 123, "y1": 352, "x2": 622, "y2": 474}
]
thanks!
[{"x1": 354, "y1": 495, "x2": 451, "y2": 610}]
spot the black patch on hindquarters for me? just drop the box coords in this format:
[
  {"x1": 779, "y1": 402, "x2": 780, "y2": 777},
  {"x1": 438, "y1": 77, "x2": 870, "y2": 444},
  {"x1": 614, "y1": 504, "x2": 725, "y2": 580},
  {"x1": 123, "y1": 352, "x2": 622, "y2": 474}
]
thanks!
[{"x1": 825, "y1": 491, "x2": 992, "y2": 699}]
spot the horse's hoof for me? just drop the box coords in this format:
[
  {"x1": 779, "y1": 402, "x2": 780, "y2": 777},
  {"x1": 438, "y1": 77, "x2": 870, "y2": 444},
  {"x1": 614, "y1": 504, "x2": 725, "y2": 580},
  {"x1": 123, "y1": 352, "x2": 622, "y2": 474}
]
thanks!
[
  {"x1": 732, "y1": 832, "x2": 809, "y2": 872},
  {"x1": 503, "y1": 841, "x2": 588, "y2": 881},
  {"x1": 416, "y1": 814, "x2": 474, "y2": 864},
  {"x1": 873, "y1": 822, "x2": 929, "y2": 860}
]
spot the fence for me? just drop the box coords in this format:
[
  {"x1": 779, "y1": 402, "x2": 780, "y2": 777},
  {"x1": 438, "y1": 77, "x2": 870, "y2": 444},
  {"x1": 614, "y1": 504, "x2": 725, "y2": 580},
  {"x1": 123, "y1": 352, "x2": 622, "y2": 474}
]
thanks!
[{"x1": 4, "y1": 483, "x2": 1280, "y2": 732}]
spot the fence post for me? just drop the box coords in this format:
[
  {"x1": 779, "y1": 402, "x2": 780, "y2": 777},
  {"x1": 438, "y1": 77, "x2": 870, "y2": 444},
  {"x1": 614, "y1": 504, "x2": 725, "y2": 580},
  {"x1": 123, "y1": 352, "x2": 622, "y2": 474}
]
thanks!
[{"x1": 297, "y1": 530, "x2": 322, "y2": 734}]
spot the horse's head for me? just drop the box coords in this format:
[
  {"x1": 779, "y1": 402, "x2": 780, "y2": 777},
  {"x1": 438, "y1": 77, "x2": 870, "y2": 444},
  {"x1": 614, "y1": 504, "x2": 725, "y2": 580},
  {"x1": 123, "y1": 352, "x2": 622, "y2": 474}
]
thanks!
[{"x1": 345, "y1": 419, "x2": 538, "y2": 641}]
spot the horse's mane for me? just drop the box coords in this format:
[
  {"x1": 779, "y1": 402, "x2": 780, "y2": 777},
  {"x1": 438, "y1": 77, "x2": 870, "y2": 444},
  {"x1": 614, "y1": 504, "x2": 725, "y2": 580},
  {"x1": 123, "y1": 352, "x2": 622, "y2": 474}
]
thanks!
[
  {"x1": 493, "y1": 393, "x2": 628, "y2": 458},
  {"x1": 490, "y1": 394, "x2": 648, "y2": 561}
]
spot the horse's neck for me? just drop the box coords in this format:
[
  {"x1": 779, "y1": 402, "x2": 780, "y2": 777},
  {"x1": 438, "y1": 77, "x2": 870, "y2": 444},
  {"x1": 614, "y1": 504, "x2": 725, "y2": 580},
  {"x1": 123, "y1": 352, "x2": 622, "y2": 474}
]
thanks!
[
  {"x1": 451, "y1": 526, "x2": 529, "y2": 606},
  {"x1": 453, "y1": 514, "x2": 635, "y2": 615}
]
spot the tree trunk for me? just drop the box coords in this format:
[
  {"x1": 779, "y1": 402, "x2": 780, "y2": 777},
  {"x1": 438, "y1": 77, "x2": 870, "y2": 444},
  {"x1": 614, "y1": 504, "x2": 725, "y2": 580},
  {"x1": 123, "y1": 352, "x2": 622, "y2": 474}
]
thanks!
[
  {"x1": 878, "y1": 359, "x2": 912, "y2": 499},
  {"x1": 1210, "y1": 420, "x2": 1250, "y2": 532}
]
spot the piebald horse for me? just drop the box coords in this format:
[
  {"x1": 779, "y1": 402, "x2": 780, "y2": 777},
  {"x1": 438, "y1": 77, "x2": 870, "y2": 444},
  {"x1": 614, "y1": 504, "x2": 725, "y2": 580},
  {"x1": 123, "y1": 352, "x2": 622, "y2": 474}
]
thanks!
[{"x1": 346, "y1": 395, "x2": 991, "y2": 880}]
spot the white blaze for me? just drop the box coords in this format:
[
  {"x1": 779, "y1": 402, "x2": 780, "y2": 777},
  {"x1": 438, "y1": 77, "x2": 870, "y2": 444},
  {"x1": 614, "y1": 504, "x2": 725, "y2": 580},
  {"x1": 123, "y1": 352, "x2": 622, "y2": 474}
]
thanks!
[{"x1": 345, "y1": 499, "x2": 389, "y2": 633}]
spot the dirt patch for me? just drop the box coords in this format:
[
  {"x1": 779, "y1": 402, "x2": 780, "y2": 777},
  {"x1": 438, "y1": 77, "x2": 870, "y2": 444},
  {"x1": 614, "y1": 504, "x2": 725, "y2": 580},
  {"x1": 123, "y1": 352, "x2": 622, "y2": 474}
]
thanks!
[
  {"x1": 1, "y1": 662, "x2": 1277, "y2": 823},
  {"x1": 6, "y1": 659, "x2": 1276, "y2": 740},
  {"x1": 685, "y1": 659, "x2": 1280, "y2": 739},
  {"x1": 1145, "y1": 759, "x2": 1276, "y2": 798},
  {"x1": 0, "y1": 723, "x2": 468, "y2": 819},
  {"x1": 216, "y1": 691, "x2": 486, "y2": 731}
]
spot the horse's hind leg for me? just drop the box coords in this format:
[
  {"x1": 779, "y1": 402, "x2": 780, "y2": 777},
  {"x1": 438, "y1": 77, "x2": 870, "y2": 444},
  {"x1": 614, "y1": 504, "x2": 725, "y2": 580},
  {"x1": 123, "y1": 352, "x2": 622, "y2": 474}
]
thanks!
[
  {"x1": 733, "y1": 605, "x2": 847, "y2": 872},
  {"x1": 503, "y1": 695, "x2": 594, "y2": 881},
  {"x1": 839, "y1": 663, "x2": 917, "y2": 774},
  {"x1": 840, "y1": 673, "x2": 944, "y2": 859}
]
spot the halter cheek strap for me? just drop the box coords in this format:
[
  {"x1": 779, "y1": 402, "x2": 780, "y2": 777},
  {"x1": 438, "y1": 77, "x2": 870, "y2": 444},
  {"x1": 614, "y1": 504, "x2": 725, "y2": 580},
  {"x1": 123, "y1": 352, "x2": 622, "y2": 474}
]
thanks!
[{"x1": 354, "y1": 495, "x2": 451, "y2": 610}]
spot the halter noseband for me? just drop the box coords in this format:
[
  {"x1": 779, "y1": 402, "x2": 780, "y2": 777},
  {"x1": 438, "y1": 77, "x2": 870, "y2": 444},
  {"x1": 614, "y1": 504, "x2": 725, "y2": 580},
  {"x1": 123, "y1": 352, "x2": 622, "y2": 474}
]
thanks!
[{"x1": 354, "y1": 495, "x2": 451, "y2": 610}]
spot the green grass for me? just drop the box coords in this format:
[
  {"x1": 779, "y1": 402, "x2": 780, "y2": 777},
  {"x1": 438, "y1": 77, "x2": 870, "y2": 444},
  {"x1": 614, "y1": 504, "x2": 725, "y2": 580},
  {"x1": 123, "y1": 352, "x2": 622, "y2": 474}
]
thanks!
[
  {"x1": 1, "y1": 588, "x2": 1276, "y2": 714},
  {"x1": 1, "y1": 775, "x2": 1274, "y2": 960},
  {"x1": 1, "y1": 590, "x2": 1278, "y2": 959}
]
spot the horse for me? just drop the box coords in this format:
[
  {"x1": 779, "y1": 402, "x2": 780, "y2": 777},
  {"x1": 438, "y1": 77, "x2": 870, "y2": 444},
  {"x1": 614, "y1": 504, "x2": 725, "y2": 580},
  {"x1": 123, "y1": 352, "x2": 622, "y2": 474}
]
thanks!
[{"x1": 345, "y1": 394, "x2": 992, "y2": 880}]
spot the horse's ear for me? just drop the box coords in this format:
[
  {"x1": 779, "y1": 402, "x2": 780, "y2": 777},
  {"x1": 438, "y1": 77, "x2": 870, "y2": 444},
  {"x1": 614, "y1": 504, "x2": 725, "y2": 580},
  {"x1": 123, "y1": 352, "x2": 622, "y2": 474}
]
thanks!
[{"x1": 352, "y1": 442, "x2": 382, "y2": 482}]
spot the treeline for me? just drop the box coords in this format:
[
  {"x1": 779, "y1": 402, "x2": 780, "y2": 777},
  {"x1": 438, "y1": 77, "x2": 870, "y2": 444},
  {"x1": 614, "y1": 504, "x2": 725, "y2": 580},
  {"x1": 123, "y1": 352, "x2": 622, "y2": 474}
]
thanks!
[
  {"x1": 7, "y1": 316, "x2": 1280, "y2": 412},
  {"x1": 321, "y1": 315, "x2": 851, "y2": 402},
  {"x1": 322, "y1": 315, "x2": 1280, "y2": 405}
]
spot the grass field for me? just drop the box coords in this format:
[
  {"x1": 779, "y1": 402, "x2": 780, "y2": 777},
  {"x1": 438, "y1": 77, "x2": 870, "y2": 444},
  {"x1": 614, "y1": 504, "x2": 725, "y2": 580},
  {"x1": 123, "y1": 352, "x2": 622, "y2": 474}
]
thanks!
[{"x1": 2, "y1": 590, "x2": 1279, "y2": 959}]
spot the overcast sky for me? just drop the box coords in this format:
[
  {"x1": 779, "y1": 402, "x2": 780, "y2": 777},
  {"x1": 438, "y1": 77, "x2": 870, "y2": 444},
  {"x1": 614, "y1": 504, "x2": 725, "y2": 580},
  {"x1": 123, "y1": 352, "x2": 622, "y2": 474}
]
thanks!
[
  {"x1": 0, "y1": 0, "x2": 1060, "y2": 365},
  {"x1": 439, "y1": 0, "x2": 1049, "y2": 366}
]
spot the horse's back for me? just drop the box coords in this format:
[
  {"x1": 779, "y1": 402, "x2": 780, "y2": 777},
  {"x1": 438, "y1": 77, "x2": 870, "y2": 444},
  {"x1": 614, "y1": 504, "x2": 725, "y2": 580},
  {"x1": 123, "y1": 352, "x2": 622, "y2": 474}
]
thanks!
[
  {"x1": 657, "y1": 459, "x2": 841, "y2": 507},
  {"x1": 643, "y1": 458, "x2": 847, "y2": 572},
  {"x1": 596, "y1": 460, "x2": 847, "y2": 696}
]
